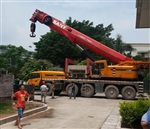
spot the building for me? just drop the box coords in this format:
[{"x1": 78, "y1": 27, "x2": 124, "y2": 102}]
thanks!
[
  {"x1": 68, "y1": 65, "x2": 87, "y2": 78},
  {"x1": 135, "y1": 0, "x2": 150, "y2": 59},
  {"x1": 136, "y1": 0, "x2": 150, "y2": 28},
  {"x1": 129, "y1": 43, "x2": 150, "y2": 59}
]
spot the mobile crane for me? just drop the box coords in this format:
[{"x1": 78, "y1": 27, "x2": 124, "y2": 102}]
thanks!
[{"x1": 29, "y1": 9, "x2": 150, "y2": 100}]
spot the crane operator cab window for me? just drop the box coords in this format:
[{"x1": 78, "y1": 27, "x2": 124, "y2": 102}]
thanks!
[
  {"x1": 92, "y1": 63, "x2": 99, "y2": 75},
  {"x1": 92, "y1": 63, "x2": 104, "y2": 75},
  {"x1": 99, "y1": 63, "x2": 104, "y2": 69},
  {"x1": 29, "y1": 73, "x2": 40, "y2": 79},
  {"x1": 27, "y1": 73, "x2": 41, "y2": 87}
]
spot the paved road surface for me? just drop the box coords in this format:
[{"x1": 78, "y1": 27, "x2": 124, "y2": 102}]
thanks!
[{"x1": 1, "y1": 93, "x2": 124, "y2": 129}]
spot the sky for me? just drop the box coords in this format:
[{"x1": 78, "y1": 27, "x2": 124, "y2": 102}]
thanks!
[{"x1": 0, "y1": 0, "x2": 150, "y2": 51}]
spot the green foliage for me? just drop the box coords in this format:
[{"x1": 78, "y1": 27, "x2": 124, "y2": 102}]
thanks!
[
  {"x1": 34, "y1": 31, "x2": 81, "y2": 67},
  {"x1": 77, "y1": 60, "x2": 86, "y2": 65},
  {"x1": 0, "y1": 101, "x2": 14, "y2": 114},
  {"x1": 114, "y1": 34, "x2": 124, "y2": 54},
  {"x1": 20, "y1": 59, "x2": 53, "y2": 81},
  {"x1": 144, "y1": 71, "x2": 150, "y2": 80},
  {"x1": 0, "y1": 100, "x2": 41, "y2": 115},
  {"x1": 0, "y1": 45, "x2": 33, "y2": 78},
  {"x1": 133, "y1": 55, "x2": 145, "y2": 60},
  {"x1": 119, "y1": 99, "x2": 150, "y2": 127},
  {"x1": 113, "y1": 35, "x2": 135, "y2": 58}
]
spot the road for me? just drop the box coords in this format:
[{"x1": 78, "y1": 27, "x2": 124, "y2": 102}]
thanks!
[{"x1": 1, "y1": 93, "x2": 124, "y2": 129}]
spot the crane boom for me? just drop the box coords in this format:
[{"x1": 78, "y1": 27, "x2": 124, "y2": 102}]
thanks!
[{"x1": 30, "y1": 9, "x2": 133, "y2": 64}]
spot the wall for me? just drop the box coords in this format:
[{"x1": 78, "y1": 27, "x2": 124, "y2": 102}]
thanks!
[
  {"x1": 68, "y1": 65, "x2": 86, "y2": 78},
  {"x1": 0, "y1": 74, "x2": 14, "y2": 97}
]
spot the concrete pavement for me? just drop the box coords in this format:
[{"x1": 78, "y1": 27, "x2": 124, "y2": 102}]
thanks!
[{"x1": 0, "y1": 93, "x2": 124, "y2": 129}]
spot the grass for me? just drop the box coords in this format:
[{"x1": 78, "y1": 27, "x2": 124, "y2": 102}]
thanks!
[
  {"x1": 0, "y1": 99, "x2": 42, "y2": 118},
  {"x1": 0, "y1": 101, "x2": 16, "y2": 114}
]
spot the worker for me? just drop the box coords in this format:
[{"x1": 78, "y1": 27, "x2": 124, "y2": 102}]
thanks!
[
  {"x1": 51, "y1": 81, "x2": 55, "y2": 99},
  {"x1": 141, "y1": 107, "x2": 150, "y2": 129},
  {"x1": 66, "y1": 72, "x2": 72, "y2": 79},
  {"x1": 40, "y1": 81, "x2": 48, "y2": 103},
  {"x1": 70, "y1": 81, "x2": 76, "y2": 99},
  {"x1": 11, "y1": 85, "x2": 30, "y2": 129}
]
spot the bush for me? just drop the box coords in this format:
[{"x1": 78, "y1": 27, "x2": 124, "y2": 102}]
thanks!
[{"x1": 119, "y1": 99, "x2": 150, "y2": 128}]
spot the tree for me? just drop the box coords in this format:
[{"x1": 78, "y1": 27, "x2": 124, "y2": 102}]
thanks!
[
  {"x1": 34, "y1": 30, "x2": 81, "y2": 67},
  {"x1": 124, "y1": 44, "x2": 136, "y2": 58},
  {"x1": 133, "y1": 55, "x2": 145, "y2": 60},
  {"x1": 114, "y1": 34, "x2": 124, "y2": 53},
  {"x1": 0, "y1": 45, "x2": 33, "y2": 77},
  {"x1": 113, "y1": 34, "x2": 136, "y2": 58},
  {"x1": 20, "y1": 59, "x2": 54, "y2": 81},
  {"x1": 34, "y1": 17, "x2": 116, "y2": 67}
]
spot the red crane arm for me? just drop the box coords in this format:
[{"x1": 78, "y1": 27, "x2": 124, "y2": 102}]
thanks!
[{"x1": 30, "y1": 9, "x2": 133, "y2": 64}]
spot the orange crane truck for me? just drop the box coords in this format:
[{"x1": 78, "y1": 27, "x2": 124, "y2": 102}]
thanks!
[{"x1": 28, "y1": 9, "x2": 150, "y2": 100}]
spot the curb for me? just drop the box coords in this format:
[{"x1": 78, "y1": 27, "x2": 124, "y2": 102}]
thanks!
[
  {"x1": 101, "y1": 107, "x2": 121, "y2": 129},
  {"x1": 0, "y1": 101, "x2": 48, "y2": 125},
  {"x1": 101, "y1": 108, "x2": 133, "y2": 129}
]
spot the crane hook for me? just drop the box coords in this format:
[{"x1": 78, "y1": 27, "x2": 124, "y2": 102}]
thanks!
[{"x1": 30, "y1": 22, "x2": 36, "y2": 37}]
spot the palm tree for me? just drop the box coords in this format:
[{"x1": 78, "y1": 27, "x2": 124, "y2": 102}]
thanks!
[
  {"x1": 124, "y1": 44, "x2": 136, "y2": 58},
  {"x1": 114, "y1": 34, "x2": 124, "y2": 53},
  {"x1": 114, "y1": 34, "x2": 136, "y2": 58}
]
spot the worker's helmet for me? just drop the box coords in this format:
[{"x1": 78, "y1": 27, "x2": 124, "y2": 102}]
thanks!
[{"x1": 42, "y1": 81, "x2": 46, "y2": 84}]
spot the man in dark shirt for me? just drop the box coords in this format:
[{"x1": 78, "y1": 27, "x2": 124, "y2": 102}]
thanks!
[{"x1": 70, "y1": 81, "x2": 76, "y2": 99}]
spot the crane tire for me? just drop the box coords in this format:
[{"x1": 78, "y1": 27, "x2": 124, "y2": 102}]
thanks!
[
  {"x1": 66, "y1": 83, "x2": 78, "y2": 97},
  {"x1": 121, "y1": 86, "x2": 136, "y2": 100},
  {"x1": 81, "y1": 84, "x2": 94, "y2": 97},
  {"x1": 54, "y1": 90, "x2": 62, "y2": 96},
  {"x1": 44, "y1": 16, "x2": 52, "y2": 25},
  {"x1": 105, "y1": 85, "x2": 119, "y2": 99}
]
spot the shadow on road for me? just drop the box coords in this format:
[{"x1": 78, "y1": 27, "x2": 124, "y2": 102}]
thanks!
[
  {"x1": 34, "y1": 91, "x2": 138, "y2": 100},
  {"x1": 58, "y1": 93, "x2": 126, "y2": 100}
]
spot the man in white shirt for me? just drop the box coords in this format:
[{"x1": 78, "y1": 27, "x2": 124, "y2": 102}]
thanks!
[{"x1": 40, "y1": 81, "x2": 48, "y2": 103}]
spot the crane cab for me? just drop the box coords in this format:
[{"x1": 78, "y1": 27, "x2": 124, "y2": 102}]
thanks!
[{"x1": 90, "y1": 60, "x2": 138, "y2": 80}]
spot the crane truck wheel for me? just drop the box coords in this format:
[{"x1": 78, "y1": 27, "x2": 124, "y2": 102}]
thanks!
[
  {"x1": 54, "y1": 90, "x2": 62, "y2": 96},
  {"x1": 43, "y1": 16, "x2": 52, "y2": 25},
  {"x1": 45, "y1": 83, "x2": 52, "y2": 95},
  {"x1": 105, "y1": 85, "x2": 119, "y2": 99},
  {"x1": 121, "y1": 86, "x2": 136, "y2": 100},
  {"x1": 80, "y1": 84, "x2": 94, "y2": 97},
  {"x1": 66, "y1": 83, "x2": 79, "y2": 97}
]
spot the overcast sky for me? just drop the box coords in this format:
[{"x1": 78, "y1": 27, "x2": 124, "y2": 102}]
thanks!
[{"x1": 0, "y1": 0, "x2": 149, "y2": 51}]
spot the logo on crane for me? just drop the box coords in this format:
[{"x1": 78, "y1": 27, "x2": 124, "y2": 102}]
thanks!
[{"x1": 53, "y1": 19, "x2": 67, "y2": 29}]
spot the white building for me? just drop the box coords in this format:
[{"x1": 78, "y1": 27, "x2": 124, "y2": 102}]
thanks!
[
  {"x1": 68, "y1": 65, "x2": 87, "y2": 78},
  {"x1": 129, "y1": 43, "x2": 150, "y2": 59}
]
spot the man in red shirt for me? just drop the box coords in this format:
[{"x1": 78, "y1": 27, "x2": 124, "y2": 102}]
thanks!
[{"x1": 12, "y1": 85, "x2": 30, "y2": 129}]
